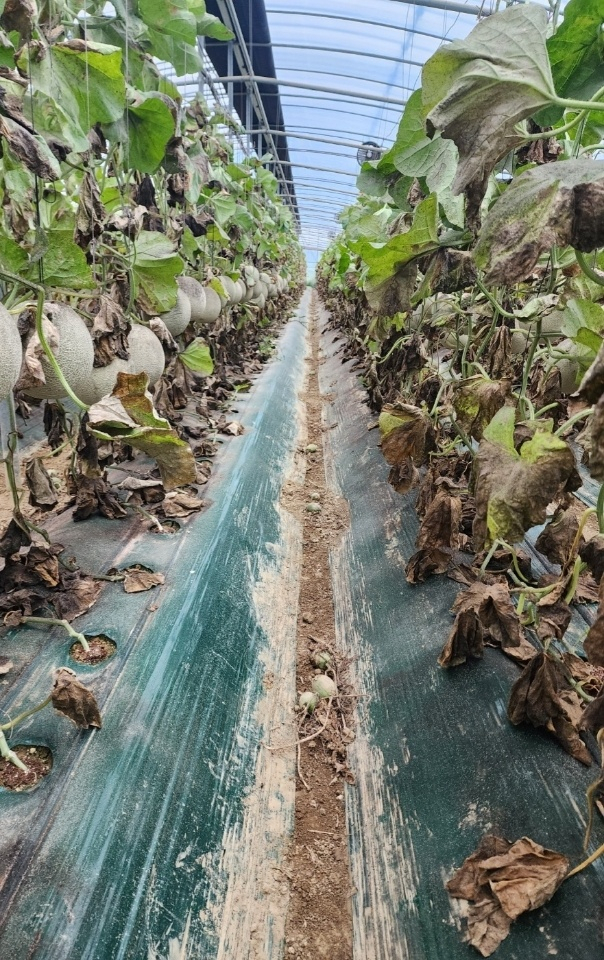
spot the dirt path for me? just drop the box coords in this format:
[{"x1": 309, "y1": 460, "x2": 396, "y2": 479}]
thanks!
[{"x1": 281, "y1": 291, "x2": 355, "y2": 960}]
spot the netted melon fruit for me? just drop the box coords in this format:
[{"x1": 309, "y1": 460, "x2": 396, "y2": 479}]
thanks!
[
  {"x1": 177, "y1": 276, "x2": 207, "y2": 324},
  {"x1": 197, "y1": 286, "x2": 221, "y2": 324},
  {"x1": 0, "y1": 302, "x2": 23, "y2": 400},
  {"x1": 161, "y1": 288, "x2": 191, "y2": 336},
  {"x1": 556, "y1": 357, "x2": 580, "y2": 395},
  {"x1": 127, "y1": 325, "x2": 165, "y2": 385},
  {"x1": 78, "y1": 358, "x2": 129, "y2": 406},
  {"x1": 24, "y1": 303, "x2": 94, "y2": 401},
  {"x1": 511, "y1": 329, "x2": 528, "y2": 355},
  {"x1": 218, "y1": 275, "x2": 240, "y2": 304}
]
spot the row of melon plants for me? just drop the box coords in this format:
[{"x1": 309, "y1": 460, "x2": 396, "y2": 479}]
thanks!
[
  {"x1": 0, "y1": 0, "x2": 304, "y2": 789},
  {"x1": 318, "y1": 1, "x2": 604, "y2": 954}
]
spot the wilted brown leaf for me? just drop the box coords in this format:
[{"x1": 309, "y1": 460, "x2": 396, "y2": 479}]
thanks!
[
  {"x1": 438, "y1": 607, "x2": 484, "y2": 667},
  {"x1": 416, "y1": 487, "x2": 462, "y2": 551},
  {"x1": 534, "y1": 506, "x2": 581, "y2": 566},
  {"x1": 90, "y1": 292, "x2": 130, "y2": 368},
  {"x1": 25, "y1": 457, "x2": 58, "y2": 509},
  {"x1": 53, "y1": 574, "x2": 102, "y2": 622},
  {"x1": 508, "y1": 652, "x2": 591, "y2": 764},
  {"x1": 440, "y1": 581, "x2": 535, "y2": 668},
  {"x1": 472, "y1": 408, "x2": 577, "y2": 549},
  {"x1": 581, "y1": 534, "x2": 604, "y2": 583},
  {"x1": 51, "y1": 668, "x2": 102, "y2": 729},
  {"x1": 162, "y1": 491, "x2": 205, "y2": 518},
  {"x1": 120, "y1": 565, "x2": 165, "y2": 594},
  {"x1": 535, "y1": 602, "x2": 571, "y2": 643},
  {"x1": 73, "y1": 475, "x2": 128, "y2": 522},
  {"x1": 447, "y1": 833, "x2": 569, "y2": 957},
  {"x1": 74, "y1": 170, "x2": 105, "y2": 249},
  {"x1": 379, "y1": 402, "x2": 433, "y2": 467},
  {"x1": 388, "y1": 459, "x2": 420, "y2": 494},
  {"x1": 405, "y1": 546, "x2": 450, "y2": 584}
]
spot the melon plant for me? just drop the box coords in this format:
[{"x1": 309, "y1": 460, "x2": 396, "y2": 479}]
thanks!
[{"x1": 0, "y1": 303, "x2": 22, "y2": 400}]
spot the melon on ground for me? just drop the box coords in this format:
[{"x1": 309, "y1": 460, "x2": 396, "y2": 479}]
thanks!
[
  {"x1": 24, "y1": 303, "x2": 94, "y2": 401},
  {"x1": 78, "y1": 357, "x2": 130, "y2": 406},
  {"x1": 195, "y1": 286, "x2": 221, "y2": 324},
  {"x1": 0, "y1": 302, "x2": 23, "y2": 400}
]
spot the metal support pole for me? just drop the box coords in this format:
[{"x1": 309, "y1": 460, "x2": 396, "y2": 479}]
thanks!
[
  {"x1": 227, "y1": 41, "x2": 234, "y2": 114},
  {"x1": 246, "y1": 94, "x2": 252, "y2": 157}
]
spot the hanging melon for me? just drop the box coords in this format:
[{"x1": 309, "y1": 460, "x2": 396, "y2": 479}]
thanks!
[
  {"x1": 161, "y1": 288, "x2": 192, "y2": 337},
  {"x1": 177, "y1": 276, "x2": 207, "y2": 324},
  {"x1": 0, "y1": 303, "x2": 23, "y2": 400},
  {"x1": 127, "y1": 325, "x2": 165, "y2": 385},
  {"x1": 24, "y1": 303, "x2": 94, "y2": 401}
]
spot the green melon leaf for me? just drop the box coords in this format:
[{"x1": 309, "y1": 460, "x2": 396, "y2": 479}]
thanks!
[
  {"x1": 132, "y1": 231, "x2": 183, "y2": 313},
  {"x1": 539, "y1": 0, "x2": 604, "y2": 127},
  {"x1": 197, "y1": 12, "x2": 233, "y2": 40},
  {"x1": 30, "y1": 229, "x2": 94, "y2": 289},
  {"x1": 103, "y1": 91, "x2": 176, "y2": 172},
  {"x1": 179, "y1": 338, "x2": 213, "y2": 375},
  {"x1": 19, "y1": 40, "x2": 126, "y2": 139}
]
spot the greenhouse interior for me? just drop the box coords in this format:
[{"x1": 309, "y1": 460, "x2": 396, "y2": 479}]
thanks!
[{"x1": 3, "y1": 0, "x2": 604, "y2": 957}]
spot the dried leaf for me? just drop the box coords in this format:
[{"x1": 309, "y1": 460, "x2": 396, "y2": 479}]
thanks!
[
  {"x1": 53, "y1": 574, "x2": 102, "y2": 622},
  {"x1": 379, "y1": 402, "x2": 433, "y2": 466},
  {"x1": 120, "y1": 565, "x2": 165, "y2": 593},
  {"x1": 162, "y1": 491, "x2": 205, "y2": 518},
  {"x1": 535, "y1": 602, "x2": 571, "y2": 643},
  {"x1": 74, "y1": 170, "x2": 105, "y2": 249},
  {"x1": 51, "y1": 667, "x2": 102, "y2": 729},
  {"x1": 90, "y1": 293, "x2": 130, "y2": 367},
  {"x1": 535, "y1": 506, "x2": 581, "y2": 566},
  {"x1": 73, "y1": 474, "x2": 128, "y2": 521},
  {"x1": 447, "y1": 833, "x2": 569, "y2": 957},
  {"x1": 25, "y1": 457, "x2": 59, "y2": 508},
  {"x1": 440, "y1": 581, "x2": 535, "y2": 668},
  {"x1": 438, "y1": 607, "x2": 484, "y2": 667},
  {"x1": 0, "y1": 656, "x2": 13, "y2": 675},
  {"x1": 416, "y1": 487, "x2": 462, "y2": 551},
  {"x1": 481, "y1": 837, "x2": 569, "y2": 920},
  {"x1": 405, "y1": 546, "x2": 450, "y2": 584},
  {"x1": 580, "y1": 534, "x2": 604, "y2": 584},
  {"x1": 508, "y1": 652, "x2": 591, "y2": 764},
  {"x1": 580, "y1": 686, "x2": 604, "y2": 733}
]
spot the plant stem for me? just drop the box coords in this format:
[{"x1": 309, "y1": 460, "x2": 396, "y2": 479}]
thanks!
[
  {"x1": 475, "y1": 279, "x2": 517, "y2": 320},
  {"x1": 576, "y1": 251, "x2": 604, "y2": 287},
  {"x1": 515, "y1": 110, "x2": 585, "y2": 142},
  {"x1": 21, "y1": 616, "x2": 90, "y2": 652},
  {"x1": 0, "y1": 696, "x2": 52, "y2": 733},
  {"x1": 598, "y1": 484, "x2": 604, "y2": 534},
  {"x1": 555, "y1": 406, "x2": 594, "y2": 437},
  {"x1": 519, "y1": 319, "x2": 541, "y2": 418},
  {"x1": 566, "y1": 840, "x2": 604, "y2": 878},
  {"x1": 0, "y1": 729, "x2": 28, "y2": 772}
]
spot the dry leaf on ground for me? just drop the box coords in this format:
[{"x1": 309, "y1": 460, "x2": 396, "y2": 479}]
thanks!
[
  {"x1": 447, "y1": 833, "x2": 569, "y2": 956},
  {"x1": 51, "y1": 668, "x2": 102, "y2": 729}
]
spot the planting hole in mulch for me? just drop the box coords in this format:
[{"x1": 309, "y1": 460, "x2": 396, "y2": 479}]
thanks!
[
  {"x1": 152, "y1": 519, "x2": 182, "y2": 535},
  {"x1": 0, "y1": 745, "x2": 53, "y2": 792},
  {"x1": 69, "y1": 634, "x2": 117, "y2": 666}
]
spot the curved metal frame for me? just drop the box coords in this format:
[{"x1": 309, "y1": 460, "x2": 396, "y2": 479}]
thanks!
[{"x1": 266, "y1": 8, "x2": 456, "y2": 42}]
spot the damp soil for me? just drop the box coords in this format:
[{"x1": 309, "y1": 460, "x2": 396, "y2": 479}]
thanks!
[
  {"x1": 281, "y1": 291, "x2": 355, "y2": 960},
  {"x1": 70, "y1": 634, "x2": 117, "y2": 665},
  {"x1": 0, "y1": 744, "x2": 53, "y2": 791}
]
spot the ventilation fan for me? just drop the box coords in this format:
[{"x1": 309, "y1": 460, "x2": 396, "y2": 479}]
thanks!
[{"x1": 357, "y1": 141, "x2": 383, "y2": 165}]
